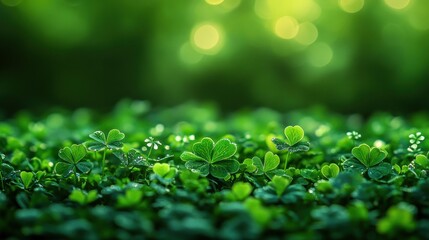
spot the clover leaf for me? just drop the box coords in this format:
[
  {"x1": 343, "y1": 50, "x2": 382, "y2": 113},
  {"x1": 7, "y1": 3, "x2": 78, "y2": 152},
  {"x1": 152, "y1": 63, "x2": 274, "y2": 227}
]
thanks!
[
  {"x1": 180, "y1": 137, "x2": 239, "y2": 179},
  {"x1": 251, "y1": 151, "x2": 286, "y2": 179},
  {"x1": 55, "y1": 144, "x2": 93, "y2": 178},
  {"x1": 20, "y1": 171, "x2": 34, "y2": 189},
  {"x1": 415, "y1": 154, "x2": 429, "y2": 169},
  {"x1": 271, "y1": 125, "x2": 310, "y2": 170},
  {"x1": 343, "y1": 143, "x2": 391, "y2": 180},
  {"x1": 352, "y1": 144, "x2": 388, "y2": 168},
  {"x1": 254, "y1": 175, "x2": 305, "y2": 204},
  {"x1": 284, "y1": 125, "x2": 304, "y2": 146},
  {"x1": 69, "y1": 189, "x2": 98, "y2": 205},
  {"x1": 113, "y1": 149, "x2": 147, "y2": 167},
  {"x1": 321, "y1": 163, "x2": 340, "y2": 179},
  {"x1": 86, "y1": 129, "x2": 125, "y2": 174},
  {"x1": 87, "y1": 129, "x2": 125, "y2": 151},
  {"x1": 153, "y1": 163, "x2": 176, "y2": 179}
]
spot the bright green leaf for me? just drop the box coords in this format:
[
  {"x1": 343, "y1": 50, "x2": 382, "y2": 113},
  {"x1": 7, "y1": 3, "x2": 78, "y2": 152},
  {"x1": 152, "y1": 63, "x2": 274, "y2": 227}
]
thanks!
[
  {"x1": 69, "y1": 189, "x2": 86, "y2": 205},
  {"x1": 153, "y1": 163, "x2": 170, "y2": 177},
  {"x1": 269, "y1": 175, "x2": 291, "y2": 196},
  {"x1": 321, "y1": 163, "x2": 340, "y2": 179},
  {"x1": 415, "y1": 154, "x2": 429, "y2": 168},
  {"x1": 20, "y1": 171, "x2": 33, "y2": 189},
  {"x1": 263, "y1": 151, "x2": 280, "y2": 172},
  {"x1": 212, "y1": 139, "x2": 237, "y2": 162},
  {"x1": 284, "y1": 125, "x2": 304, "y2": 146},
  {"x1": 58, "y1": 144, "x2": 87, "y2": 164},
  {"x1": 180, "y1": 151, "x2": 205, "y2": 162},
  {"x1": 232, "y1": 182, "x2": 253, "y2": 201},
  {"x1": 352, "y1": 144, "x2": 387, "y2": 168},
  {"x1": 193, "y1": 137, "x2": 214, "y2": 161}
]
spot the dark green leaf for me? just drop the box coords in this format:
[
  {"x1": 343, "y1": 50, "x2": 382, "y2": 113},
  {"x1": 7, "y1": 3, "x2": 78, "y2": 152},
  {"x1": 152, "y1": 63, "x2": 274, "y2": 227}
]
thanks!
[
  {"x1": 368, "y1": 162, "x2": 391, "y2": 180},
  {"x1": 343, "y1": 158, "x2": 367, "y2": 174},
  {"x1": 76, "y1": 161, "x2": 93, "y2": 174},
  {"x1": 210, "y1": 164, "x2": 229, "y2": 179},
  {"x1": 287, "y1": 142, "x2": 310, "y2": 153},
  {"x1": 185, "y1": 160, "x2": 210, "y2": 176},
  {"x1": 271, "y1": 138, "x2": 288, "y2": 151},
  {"x1": 55, "y1": 162, "x2": 74, "y2": 177}
]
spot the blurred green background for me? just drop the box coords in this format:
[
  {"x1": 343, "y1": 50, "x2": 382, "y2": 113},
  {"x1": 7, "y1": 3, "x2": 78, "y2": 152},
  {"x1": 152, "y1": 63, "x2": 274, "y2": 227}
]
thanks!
[{"x1": 1, "y1": 0, "x2": 428, "y2": 115}]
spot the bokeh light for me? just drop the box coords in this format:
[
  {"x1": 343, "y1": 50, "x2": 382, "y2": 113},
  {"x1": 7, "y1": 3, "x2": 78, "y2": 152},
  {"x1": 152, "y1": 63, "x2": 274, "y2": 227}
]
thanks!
[
  {"x1": 205, "y1": 0, "x2": 224, "y2": 6},
  {"x1": 384, "y1": 0, "x2": 411, "y2": 10},
  {"x1": 339, "y1": 0, "x2": 365, "y2": 13},
  {"x1": 1, "y1": 0, "x2": 429, "y2": 115},
  {"x1": 191, "y1": 23, "x2": 223, "y2": 55},
  {"x1": 1, "y1": 0, "x2": 22, "y2": 7},
  {"x1": 179, "y1": 43, "x2": 204, "y2": 65},
  {"x1": 307, "y1": 43, "x2": 334, "y2": 67},
  {"x1": 294, "y1": 22, "x2": 318, "y2": 46},
  {"x1": 274, "y1": 16, "x2": 299, "y2": 40}
]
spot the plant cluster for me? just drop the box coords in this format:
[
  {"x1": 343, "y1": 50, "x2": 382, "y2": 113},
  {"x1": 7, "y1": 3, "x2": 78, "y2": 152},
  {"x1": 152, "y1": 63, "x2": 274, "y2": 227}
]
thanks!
[{"x1": 1, "y1": 101, "x2": 429, "y2": 239}]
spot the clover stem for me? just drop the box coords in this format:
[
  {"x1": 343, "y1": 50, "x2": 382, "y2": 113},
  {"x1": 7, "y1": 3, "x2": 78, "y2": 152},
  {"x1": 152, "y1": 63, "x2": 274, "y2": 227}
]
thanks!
[
  {"x1": 0, "y1": 172, "x2": 4, "y2": 191},
  {"x1": 284, "y1": 152, "x2": 291, "y2": 170},
  {"x1": 102, "y1": 149, "x2": 107, "y2": 174},
  {"x1": 147, "y1": 145, "x2": 153, "y2": 158}
]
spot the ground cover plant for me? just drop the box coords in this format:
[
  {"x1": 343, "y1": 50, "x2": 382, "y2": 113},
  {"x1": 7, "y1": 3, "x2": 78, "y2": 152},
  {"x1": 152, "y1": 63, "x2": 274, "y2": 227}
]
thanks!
[{"x1": 1, "y1": 100, "x2": 429, "y2": 239}]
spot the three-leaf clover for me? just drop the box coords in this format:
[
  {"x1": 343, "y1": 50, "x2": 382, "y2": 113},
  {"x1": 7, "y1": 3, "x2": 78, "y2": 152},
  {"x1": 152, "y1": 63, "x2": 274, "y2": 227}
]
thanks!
[
  {"x1": 343, "y1": 143, "x2": 391, "y2": 180},
  {"x1": 55, "y1": 144, "x2": 93, "y2": 178},
  {"x1": 180, "y1": 137, "x2": 240, "y2": 179},
  {"x1": 87, "y1": 129, "x2": 125, "y2": 174},
  {"x1": 271, "y1": 125, "x2": 310, "y2": 169},
  {"x1": 87, "y1": 129, "x2": 125, "y2": 151},
  {"x1": 250, "y1": 151, "x2": 286, "y2": 179}
]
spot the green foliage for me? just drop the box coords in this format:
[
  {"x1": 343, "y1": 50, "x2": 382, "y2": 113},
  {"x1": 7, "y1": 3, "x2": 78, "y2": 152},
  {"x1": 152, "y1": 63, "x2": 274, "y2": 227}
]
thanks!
[
  {"x1": 1, "y1": 104, "x2": 429, "y2": 239},
  {"x1": 180, "y1": 137, "x2": 239, "y2": 179}
]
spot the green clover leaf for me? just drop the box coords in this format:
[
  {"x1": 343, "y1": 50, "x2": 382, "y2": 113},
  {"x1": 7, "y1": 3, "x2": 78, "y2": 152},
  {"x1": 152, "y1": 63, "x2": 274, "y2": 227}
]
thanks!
[
  {"x1": 20, "y1": 171, "x2": 34, "y2": 189},
  {"x1": 284, "y1": 125, "x2": 305, "y2": 146},
  {"x1": 352, "y1": 144, "x2": 388, "y2": 168},
  {"x1": 87, "y1": 129, "x2": 125, "y2": 151},
  {"x1": 181, "y1": 137, "x2": 239, "y2": 179},
  {"x1": 321, "y1": 163, "x2": 340, "y2": 179},
  {"x1": 55, "y1": 144, "x2": 93, "y2": 177}
]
